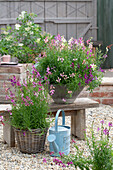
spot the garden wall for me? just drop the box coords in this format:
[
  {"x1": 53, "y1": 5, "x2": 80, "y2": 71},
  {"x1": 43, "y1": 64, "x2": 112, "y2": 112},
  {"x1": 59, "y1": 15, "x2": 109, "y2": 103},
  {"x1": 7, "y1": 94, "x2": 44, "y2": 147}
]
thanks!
[
  {"x1": 0, "y1": 0, "x2": 97, "y2": 41},
  {"x1": 79, "y1": 77, "x2": 113, "y2": 106},
  {"x1": 0, "y1": 64, "x2": 32, "y2": 103},
  {"x1": 0, "y1": 65, "x2": 113, "y2": 106}
]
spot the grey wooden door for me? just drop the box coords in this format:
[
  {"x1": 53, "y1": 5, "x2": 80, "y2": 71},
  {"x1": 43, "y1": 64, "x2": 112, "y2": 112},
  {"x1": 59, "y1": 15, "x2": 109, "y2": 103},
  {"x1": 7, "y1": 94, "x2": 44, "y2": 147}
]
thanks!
[{"x1": 0, "y1": 0, "x2": 97, "y2": 40}]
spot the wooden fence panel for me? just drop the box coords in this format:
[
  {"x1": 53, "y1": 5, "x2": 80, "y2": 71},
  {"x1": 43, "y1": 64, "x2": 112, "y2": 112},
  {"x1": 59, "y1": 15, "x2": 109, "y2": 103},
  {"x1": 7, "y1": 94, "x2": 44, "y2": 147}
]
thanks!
[{"x1": 0, "y1": 0, "x2": 97, "y2": 40}]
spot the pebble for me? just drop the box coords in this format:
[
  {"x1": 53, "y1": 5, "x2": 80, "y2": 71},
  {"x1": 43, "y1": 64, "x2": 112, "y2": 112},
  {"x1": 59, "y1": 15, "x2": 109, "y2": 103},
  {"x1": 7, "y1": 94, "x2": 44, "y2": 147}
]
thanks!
[{"x1": 0, "y1": 104, "x2": 113, "y2": 169}]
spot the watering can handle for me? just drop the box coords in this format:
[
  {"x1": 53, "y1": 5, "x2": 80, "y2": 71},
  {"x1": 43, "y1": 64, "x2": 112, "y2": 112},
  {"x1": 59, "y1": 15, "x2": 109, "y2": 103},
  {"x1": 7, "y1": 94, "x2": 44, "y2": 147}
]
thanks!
[{"x1": 55, "y1": 109, "x2": 65, "y2": 132}]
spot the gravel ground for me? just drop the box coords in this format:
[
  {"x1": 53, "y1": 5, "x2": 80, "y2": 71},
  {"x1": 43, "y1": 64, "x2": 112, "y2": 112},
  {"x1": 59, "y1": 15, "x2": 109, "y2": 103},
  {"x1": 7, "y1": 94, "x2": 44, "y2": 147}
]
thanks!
[{"x1": 0, "y1": 104, "x2": 113, "y2": 170}]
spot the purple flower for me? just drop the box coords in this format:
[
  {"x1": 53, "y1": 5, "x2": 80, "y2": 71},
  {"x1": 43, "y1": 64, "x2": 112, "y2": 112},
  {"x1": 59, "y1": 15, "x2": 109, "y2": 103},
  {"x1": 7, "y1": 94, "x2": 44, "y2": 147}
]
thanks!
[
  {"x1": 97, "y1": 127, "x2": 100, "y2": 131},
  {"x1": 100, "y1": 120, "x2": 104, "y2": 124},
  {"x1": 23, "y1": 132, "x2": 25, "y2": 136},
  {"x1": 38, "y1": 88, "x2": 42, "y2": 92},
  {"x1": 43, "y1": 158, "x2": 47, "y2": 163},
  {"x1": 17, "y1": 81, "x2": 21, "y2": 86},
  {"x1": 103, "y1": 128, "x2": 109, "y2": 135},
  {"x1": 11, "y1": 99, "x2": 15, "y2": 103},
  {"x1": 67, "y1": 161, "x2": 73, "y2": 165},
  {"x1": 62, "y1": 163, "x2": 66, "y2": 168},
  {"x1": 70, "y1": 63, "x2": 74, "y2": 69},
  {"x1": 108, "y1": 122, "x2": 112, "y2": 127},
  {"x1": 86, "y1": 51, "x2": 89, "y2": 55},
  {"x1": 103, "y1": 54, "x2": 107, "y2": 58},
  {"x1": 59, "y1": 151, "x2": 64, "y2": 157}
]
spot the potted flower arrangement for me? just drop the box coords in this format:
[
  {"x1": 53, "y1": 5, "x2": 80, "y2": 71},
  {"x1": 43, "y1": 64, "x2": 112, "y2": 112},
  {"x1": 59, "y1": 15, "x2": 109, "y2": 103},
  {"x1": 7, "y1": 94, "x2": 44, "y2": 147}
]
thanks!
[
  {"x1": 36, "y1": 35, "x2": 108, "y2": 103},
  {"x1": 5, "y1": 65, "x2": 51, "y2": 153},
  {"x1": 0, "y1": 11, "x2": 53, "y2": 63}
]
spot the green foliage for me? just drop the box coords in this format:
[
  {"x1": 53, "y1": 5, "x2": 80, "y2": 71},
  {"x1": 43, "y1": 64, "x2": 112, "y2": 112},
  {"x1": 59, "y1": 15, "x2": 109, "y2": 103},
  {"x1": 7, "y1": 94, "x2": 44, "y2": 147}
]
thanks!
[
  {"x1": 37, "y1": 35, "x2": 108, "y2": 94},
  {"x1": 0, "y1": 11, "x2": 53, "y2": 63},
  {"x1": 55, "y1": 121, "x2": 113, "y2": 170},
  {"x1": 5, "y1": 65, "x2": 51, "y2": 131},
  {"x1": 86, "y1": 122, "x2": 113, "y2": 170}
]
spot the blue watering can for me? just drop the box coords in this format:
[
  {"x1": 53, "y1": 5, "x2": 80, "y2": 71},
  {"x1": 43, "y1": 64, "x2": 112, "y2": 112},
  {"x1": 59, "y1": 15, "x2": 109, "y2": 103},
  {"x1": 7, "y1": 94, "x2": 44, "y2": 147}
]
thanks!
[{"x1": 47, "y1": 109, "x2": 70, "y2": 157}]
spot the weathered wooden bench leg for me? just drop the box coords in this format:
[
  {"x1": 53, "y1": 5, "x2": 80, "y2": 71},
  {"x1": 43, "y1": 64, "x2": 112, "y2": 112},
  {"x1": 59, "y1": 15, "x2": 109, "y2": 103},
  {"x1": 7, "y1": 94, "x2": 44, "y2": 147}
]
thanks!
[
  {"x1": 71, "y1": 109, "x2": 86, "y2": 140},
  {"x1": 3, "y1": 115, "x2": 15, "y2": 147}
]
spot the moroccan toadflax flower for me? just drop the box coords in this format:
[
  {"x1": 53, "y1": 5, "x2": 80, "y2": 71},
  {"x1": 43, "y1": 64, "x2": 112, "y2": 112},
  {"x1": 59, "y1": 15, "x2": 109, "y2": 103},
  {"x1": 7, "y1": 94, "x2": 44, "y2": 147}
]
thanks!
[
  {"x1": 4, "y1": 65, "x2": 52, "y2": 131},
  {"x1": 36, "y1": 35, "x2": 108, "y2": 97}
]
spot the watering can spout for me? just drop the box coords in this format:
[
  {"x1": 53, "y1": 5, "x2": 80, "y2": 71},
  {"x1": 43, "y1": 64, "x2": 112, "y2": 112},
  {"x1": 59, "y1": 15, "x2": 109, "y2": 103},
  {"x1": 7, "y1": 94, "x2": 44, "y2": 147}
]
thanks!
[{"x1": 47, "y1": 134, "x2": 59, "y2": 153}]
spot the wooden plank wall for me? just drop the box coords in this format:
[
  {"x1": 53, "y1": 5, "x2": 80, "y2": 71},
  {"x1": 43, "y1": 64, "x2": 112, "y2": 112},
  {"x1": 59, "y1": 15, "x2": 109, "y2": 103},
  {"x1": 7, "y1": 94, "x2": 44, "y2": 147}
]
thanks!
[{"x1": 0, "y1": 0, "x2": 97, "y2": 40}]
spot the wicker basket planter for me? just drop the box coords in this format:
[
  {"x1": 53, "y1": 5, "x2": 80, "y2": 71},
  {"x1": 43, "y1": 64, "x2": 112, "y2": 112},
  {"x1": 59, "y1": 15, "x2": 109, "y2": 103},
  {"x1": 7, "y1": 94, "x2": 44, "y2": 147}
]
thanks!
[{"x1": 13, "y1": 127, "x2": 48, "y2": 154}]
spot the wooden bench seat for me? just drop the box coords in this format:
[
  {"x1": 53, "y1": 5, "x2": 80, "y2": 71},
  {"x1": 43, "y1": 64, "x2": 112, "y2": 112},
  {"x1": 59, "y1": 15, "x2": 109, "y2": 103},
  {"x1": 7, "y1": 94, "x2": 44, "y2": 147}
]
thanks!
[{"x1": 0, "y1": 98, "x2": 99, "y2": 147}]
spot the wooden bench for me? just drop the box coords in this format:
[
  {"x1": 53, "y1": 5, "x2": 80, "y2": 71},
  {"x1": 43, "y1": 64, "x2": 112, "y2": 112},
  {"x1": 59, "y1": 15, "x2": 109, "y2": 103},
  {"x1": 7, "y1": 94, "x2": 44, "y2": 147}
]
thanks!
[{"x1": 0, "y1": 98, "x2": 99, "y2": 147}]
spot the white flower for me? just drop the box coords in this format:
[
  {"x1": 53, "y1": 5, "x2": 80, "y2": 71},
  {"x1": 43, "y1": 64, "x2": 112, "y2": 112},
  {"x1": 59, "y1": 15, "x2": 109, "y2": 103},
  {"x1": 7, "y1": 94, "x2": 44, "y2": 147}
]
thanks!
[
  {"x1": 25, "y1": 27, "x2": 30, "y2": 31},
  {"x1": 18, "y1": 11, "x2": 26, "y2": 19},
  {"x1": 36, "y1": 38, "x2": 41, "y2": 43},
  {"x1": 68, "y1": 37, "x2": 73, "y2": 45},
  {"x1": 18, "y1": 43, "x2": 23, "y2": 47},
  {"x1": 29, "y1": 31, "x2": 33, "y2": 35},
  {"x1": 3, "y1": 31, "x2": 8, "y2": 35},
  {"x1": 27, "y1": 22, "x2": 32, "y2": 26},
  {"x1": 90, "y1": 64, "x2": 97, "y2": 70},
  {"x1": 106, "y1": 47, "x2": 109, "y2": 52},
  {"x1": 89, "y1": 42, "x2": 93, "y2": 49},
  {"x1": 5, "y1": 36, "x2": 12, "y2": 41},
  {"x1": 61, "y1": 36, "x2": 66, "y2": 43},
  {"x1": 15, "y1": 24, "x2": 21, "y2": 30}
]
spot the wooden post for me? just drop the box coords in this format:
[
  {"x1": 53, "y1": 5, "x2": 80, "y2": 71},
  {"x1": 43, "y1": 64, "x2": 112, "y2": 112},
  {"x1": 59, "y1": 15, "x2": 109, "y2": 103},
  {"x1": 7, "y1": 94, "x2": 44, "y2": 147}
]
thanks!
[
  {"x1": 71, "y1": 109, "x2": 86, "y2": 140},
  {"x1": 3, "y1": 114, "x2": 15, "y2": 147}
]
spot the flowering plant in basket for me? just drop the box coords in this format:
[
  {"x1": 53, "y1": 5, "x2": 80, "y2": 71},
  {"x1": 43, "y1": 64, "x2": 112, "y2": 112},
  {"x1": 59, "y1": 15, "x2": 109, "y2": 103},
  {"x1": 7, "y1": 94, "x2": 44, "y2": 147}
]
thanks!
[
  {"x1": 37, "y1": 35, "x2": 108, "y2": 102},
  {"x1": 4, "y1": 65, "x2": 51, "y2": 131}
]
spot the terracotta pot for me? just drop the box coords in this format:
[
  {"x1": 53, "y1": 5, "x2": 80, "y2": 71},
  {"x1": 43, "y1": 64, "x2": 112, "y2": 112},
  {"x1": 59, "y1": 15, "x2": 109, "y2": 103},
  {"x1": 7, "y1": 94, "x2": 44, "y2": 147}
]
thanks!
[{"x1": 2, "y1": 55, "x2": 10, "y2": 62}]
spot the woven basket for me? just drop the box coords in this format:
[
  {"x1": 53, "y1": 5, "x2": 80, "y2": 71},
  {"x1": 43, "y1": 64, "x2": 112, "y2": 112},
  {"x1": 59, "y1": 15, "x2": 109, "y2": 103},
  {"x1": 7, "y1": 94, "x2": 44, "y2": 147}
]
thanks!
[{"x1": 13, "y1": 127, "x2": 48, "y2": 154}]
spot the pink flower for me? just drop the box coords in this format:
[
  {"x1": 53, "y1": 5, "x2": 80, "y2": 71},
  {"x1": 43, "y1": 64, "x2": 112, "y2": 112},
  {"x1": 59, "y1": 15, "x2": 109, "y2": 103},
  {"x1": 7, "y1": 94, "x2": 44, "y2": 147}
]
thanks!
[
  {"x1": 38, "y1": 88, "x2": 42, "y2": 92},
  {"x1": 67, "y1": 161, "x2": 73, "y2": 165},
  {"x1": 50, "y1": 89, "x2": 55, "y2": 95},
  {"x1": 46, "y1": 67, "x2": 52, "y2": 75},
  {"x1": 72, "y1": 139, "x2": 76, "y2": 143},
  {"x1": 56, "y1": 77, "x2": 61, "y2": 83},
  {"x1": 11, "y1": 99, "x2": 15, "y2": 103},
  {"x1": 103, "y1": 128, "x2": 109, "y2": 135},
  {"x1": 44, "y1": 37, "x2": 48, "y2": 43},
  {"x1": 68, "y1": 91, "x2": 72, "y2": 94},
  {"x1": 17, "y1": 81, "x2": 21, "y2": 86},
  {"x1": 44, "y1": 76, "x2": 48, "y2": 80},
  {"x1": 86, "y1": 51, "x2": 89, "y2": 55},
  {"x1": 38, "y1": 81, "x2": 42, "y2": 86},
  {"x1": 108, "y1": 122, "x2": 112, "y2": 127},
  {"x1": 62, "y1": 98, "x2": 66, "y2": 102},
  {"x1": 10, "y1": 112, "x2": 12, "y2": 115},
  {"x1": 43, "y1": 158, "x2": 47, "y2": 163},
  {"x1": 86, "y1": 39, "x2": 90, "y2": 44},
  {"x1": 100, "y1": 120, "x2": 104, "y2": 124},
  {"x1": 50, "y1": 151, "x2": 54, "y2": 155},
  {"x1": 97, "y1": 127, "x2": 100, "y2": 131},
  {"x1": 6, "y1": 95, "x2": 9, "y2": 100},
  {"x1": 59, "y1": 151, "x2": 64, "y2": 157}
]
